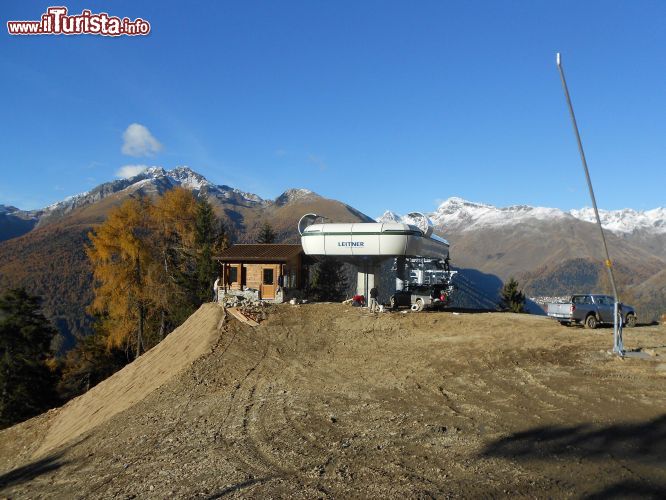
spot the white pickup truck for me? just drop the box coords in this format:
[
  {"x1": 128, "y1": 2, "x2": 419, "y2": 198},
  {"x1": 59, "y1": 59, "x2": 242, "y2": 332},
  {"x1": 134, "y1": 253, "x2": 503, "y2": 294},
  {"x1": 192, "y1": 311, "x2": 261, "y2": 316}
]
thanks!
[{"x1": 547, "y1": 294, "x2": 637, "y2": 329}]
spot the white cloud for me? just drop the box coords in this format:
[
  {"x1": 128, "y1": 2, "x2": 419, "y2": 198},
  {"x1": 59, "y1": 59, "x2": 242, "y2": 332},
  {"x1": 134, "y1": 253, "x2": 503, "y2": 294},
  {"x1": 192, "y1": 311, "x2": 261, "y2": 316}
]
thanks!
[
  {"x1": 116, "y1": 164, "x2": 149, "y2": 179},
  {"x1": 121, "y1": 123, "x2": 163, "y2": 157},
  {"x1": 307, "y1": 154, "x2": 328, "y2": 171}
]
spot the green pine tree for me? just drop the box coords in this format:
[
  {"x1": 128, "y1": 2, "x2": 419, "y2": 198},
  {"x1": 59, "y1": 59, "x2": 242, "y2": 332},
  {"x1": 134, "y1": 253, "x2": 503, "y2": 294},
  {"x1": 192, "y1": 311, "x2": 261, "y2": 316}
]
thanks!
[
  {"x1": 0, "y1": 288, "x2": 58, "y2": 429},
  {"x1": 500, "y1": 278, "x2": 526, "y2": 313},
  {"x1": 195, "y1": 197, "x2": 218, "y2": 303},
  {"x1": 256, "y1": 223, "x2": 276, "y2": 244},
  {"x1": 311, "y1": 258, "x2": 348, "y2": 302}
]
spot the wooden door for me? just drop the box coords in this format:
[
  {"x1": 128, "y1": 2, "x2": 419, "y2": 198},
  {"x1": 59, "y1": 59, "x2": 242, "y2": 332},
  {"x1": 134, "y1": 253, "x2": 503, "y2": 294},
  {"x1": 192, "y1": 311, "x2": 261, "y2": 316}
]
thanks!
[{"x1": 260, "y1": 266, "x2": 276, "y2": 299}]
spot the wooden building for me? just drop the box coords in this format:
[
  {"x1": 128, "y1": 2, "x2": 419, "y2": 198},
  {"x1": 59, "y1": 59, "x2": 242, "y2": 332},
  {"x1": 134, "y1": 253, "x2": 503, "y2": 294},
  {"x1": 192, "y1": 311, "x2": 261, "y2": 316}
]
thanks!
[{"x1": 216, "y1": 244, "x2": 306, "y2": 301}]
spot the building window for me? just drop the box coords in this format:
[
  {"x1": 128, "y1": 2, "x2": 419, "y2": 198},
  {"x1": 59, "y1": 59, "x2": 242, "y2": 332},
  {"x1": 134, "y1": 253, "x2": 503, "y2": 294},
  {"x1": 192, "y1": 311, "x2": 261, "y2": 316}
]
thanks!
[
  {"x1": 263, "y1": 268, "x2": 274, "y2": 285},
  {"x1": 229, "y1": 266, "x2": 238, "y2": 283}
]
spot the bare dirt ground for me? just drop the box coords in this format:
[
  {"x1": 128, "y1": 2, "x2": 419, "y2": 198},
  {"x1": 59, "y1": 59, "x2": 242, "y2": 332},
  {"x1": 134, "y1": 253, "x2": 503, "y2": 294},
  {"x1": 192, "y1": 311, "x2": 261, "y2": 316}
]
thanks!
[{"x1": 1, "y1": 303, "x2": 665, "y2": 498}]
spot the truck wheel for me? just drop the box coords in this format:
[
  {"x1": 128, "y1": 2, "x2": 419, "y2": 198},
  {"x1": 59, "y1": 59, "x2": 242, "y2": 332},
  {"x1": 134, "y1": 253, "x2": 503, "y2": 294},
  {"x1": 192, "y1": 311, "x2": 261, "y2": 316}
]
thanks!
[
  {"x1": 414, "y1": 299, "x2": 424, "y2": 312},
  {"x1": 625, "y1": 314, "x2": 637, "y2": 328},
  {"x1": 585, "y1": 314, "x2": 598, "y2": 329}
]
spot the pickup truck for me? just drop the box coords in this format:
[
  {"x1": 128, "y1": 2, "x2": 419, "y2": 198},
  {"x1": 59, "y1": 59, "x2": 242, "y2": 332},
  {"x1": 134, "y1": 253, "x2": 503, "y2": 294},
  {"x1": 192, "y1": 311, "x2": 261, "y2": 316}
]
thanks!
[
  {"x1": 390, "y1": 284, "x2": 451, "y2": 312},
  {"x1": 547, "y1": 294, "x2": 637, "y2": 329}
]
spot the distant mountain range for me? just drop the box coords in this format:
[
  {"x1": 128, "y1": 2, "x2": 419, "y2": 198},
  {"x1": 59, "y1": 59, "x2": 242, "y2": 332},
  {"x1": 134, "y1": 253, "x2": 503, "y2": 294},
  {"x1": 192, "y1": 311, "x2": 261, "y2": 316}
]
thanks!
[
  {"x1": 378, "y1": 197, "x2": 666, "y2": 237},
  {"x1": 1, "y1": 167, "x2": 664, "y2": 351},
  {"x1": 0, "y1": 167, "x2": 340, "y2": 242},
  {"x1": 0, "y1": 167, "x2": 371, "y2": 349},
  {"x1": 379, "y1": 198, "x2": 666, "y2": 322}
]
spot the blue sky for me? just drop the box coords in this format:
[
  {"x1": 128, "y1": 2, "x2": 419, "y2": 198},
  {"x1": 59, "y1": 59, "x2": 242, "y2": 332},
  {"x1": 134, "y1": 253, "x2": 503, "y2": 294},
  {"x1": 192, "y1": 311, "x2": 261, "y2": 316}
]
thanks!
[{"x1": 2, "y1": 1, "x2": 664, "y2": 216}]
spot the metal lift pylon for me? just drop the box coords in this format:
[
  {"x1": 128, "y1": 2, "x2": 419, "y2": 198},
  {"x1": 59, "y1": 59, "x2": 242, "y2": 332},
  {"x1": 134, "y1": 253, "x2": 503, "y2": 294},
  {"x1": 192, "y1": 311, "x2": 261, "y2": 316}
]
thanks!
[{"x1": 556, "y1": 53, "x2": 624, "y2": 357}]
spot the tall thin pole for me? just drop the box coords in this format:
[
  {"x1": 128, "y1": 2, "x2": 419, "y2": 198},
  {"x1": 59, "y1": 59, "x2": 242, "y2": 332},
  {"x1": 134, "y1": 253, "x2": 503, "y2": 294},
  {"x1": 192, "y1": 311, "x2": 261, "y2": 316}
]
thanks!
[{"x1": 555, "y1": 53, "x2": 623, "y2": 355}]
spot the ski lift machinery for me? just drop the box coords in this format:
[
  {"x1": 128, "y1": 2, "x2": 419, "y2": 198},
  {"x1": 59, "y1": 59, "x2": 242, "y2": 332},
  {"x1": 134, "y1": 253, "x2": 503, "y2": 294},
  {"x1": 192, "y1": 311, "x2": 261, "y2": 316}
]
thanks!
[{"x1": 298, "y1": 212, "x2": 453, "y2": 303}]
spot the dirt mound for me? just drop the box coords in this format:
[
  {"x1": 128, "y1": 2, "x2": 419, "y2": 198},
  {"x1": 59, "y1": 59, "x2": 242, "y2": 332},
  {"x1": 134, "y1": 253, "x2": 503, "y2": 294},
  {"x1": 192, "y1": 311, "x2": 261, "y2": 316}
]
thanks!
[
  {"x1": 1, "y1": 304, "x2": 665, "y2": 497},
  {"x1": 36, "y1": 303, "x2": 225, "y2": 457}
]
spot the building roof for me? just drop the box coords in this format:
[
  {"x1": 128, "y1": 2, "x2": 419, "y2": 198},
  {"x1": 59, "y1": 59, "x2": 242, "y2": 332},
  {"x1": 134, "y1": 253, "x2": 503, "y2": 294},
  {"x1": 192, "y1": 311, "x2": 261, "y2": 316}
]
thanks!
[{"x1": 216, "y1": 244, "x2": 304, "y2": 263}]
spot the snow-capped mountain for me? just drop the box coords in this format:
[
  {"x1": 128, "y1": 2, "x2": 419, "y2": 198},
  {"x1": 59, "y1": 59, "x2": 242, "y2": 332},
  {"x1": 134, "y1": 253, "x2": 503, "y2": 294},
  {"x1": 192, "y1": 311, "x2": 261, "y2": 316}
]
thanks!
[
  {"x1": 0, "y1": 204, "x2": 39, "y2": 243},
  {"x1": 376, "y1": 210, "x2": 402, "y2": 223},
  {"x1": 3, "y1": 166, "x2": 266, "y2": 229},
  {"x1": 0, "y1": 204, "x2": 36, "y2": 219},
  {"x1": 377, "y1": 197, "x2": 666, "y2": 236},
  {"x1": 0, "y1": 167, "x2": 371, "y2": 346},
  {"x1": 275, "y1": 188, "x2": 319, "y2": 206},
  {"x1": 35, "y1": 166, "x2": 264, "y2": 221},
  {"x1": 2, "y1": 166, "x2": 334, "y2": 238},
  {"x1": 570, "y1": 207, "x2": 666, "y2": 234}
]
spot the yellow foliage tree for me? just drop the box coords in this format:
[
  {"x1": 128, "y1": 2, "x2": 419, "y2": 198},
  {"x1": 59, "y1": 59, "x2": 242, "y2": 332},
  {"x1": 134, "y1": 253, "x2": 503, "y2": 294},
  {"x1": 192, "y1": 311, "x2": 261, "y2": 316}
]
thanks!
[
  {"x1": 148, "y1": 188, "x2": 198, "y2": 338},
  {"x1": 87, "y1": 198, "x2": 153, "y2": 357},
  {"x1": 86, "y1": 189, "x2": 223, "y2": 358}
]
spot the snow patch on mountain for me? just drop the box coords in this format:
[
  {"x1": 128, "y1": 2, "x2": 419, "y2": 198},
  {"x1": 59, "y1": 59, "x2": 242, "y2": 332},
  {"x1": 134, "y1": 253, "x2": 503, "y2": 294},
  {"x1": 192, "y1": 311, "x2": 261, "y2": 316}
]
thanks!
[
  {"x1": 430, "y1": 198, "x2": 570, "y2": 230},
  {"x1": 570, "y1": 207, "x2": 666, "y2": 234},
  {"x1": 32, "y1": 166, "x2": 266, "y2": 219},
  {"x1": 376, "y1": 210, "x2": 402, "y2": 223},
  {"x1": 0, "y1": 205, "x2": 19, "y2": 215},
  {"x1": 377, "y1": 197, "x2": 665, "y2": 235},
  {"x1": 275, "y1": 188, "x2": 318, "y2": 206},
  {"x1": 165, "y1": 166, "x2": 211, "y2": 190},
  {"x1": 214, "y1": 186, "x2": 264, "y2": 204}
]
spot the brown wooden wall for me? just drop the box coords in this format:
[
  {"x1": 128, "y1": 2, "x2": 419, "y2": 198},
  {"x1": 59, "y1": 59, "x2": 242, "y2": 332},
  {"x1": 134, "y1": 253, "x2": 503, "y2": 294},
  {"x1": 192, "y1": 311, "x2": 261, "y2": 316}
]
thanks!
[
  {"x1": 219, "y1": 255, "x2": 302, "y2": 293},
  {"x1": 245, "y1": 263, "x2": 278, "y2": 290}
]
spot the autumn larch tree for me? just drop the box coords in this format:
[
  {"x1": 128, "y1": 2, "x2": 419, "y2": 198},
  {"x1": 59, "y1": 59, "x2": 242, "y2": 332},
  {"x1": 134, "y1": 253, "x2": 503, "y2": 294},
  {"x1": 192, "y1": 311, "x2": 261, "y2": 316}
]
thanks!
[
  {"x1": 87, "y1": 197, "x2": 154, "y2": 358},
  {"x1": 86, "y1": 190, "x2": 227, "y2": 362},
  {"x1": 150, "y1": 188, "x2": 198, "y2": 337},
  {"x1": 57, "y1": 329, "x2": 128, "y2": 400}
]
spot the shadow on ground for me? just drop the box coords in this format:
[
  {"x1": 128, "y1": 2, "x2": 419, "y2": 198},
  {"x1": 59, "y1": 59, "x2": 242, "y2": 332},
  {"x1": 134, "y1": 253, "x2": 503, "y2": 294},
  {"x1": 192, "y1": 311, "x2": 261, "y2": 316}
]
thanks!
[
  {"x1": 0, "y1": 436, "x2": 90, "y2": 492},
  {"x1": 585, "y1": 479, "x2": 666, "y2": 500},
  {"x1": 481, "y1": 415, "x2": 666, "y2": 498},
  {"x1": 0, "y1": 450, "x2": 69, "y2": 491},
  {"x1": 481, "y1": 414, "x2": 666, "y2": 463}
]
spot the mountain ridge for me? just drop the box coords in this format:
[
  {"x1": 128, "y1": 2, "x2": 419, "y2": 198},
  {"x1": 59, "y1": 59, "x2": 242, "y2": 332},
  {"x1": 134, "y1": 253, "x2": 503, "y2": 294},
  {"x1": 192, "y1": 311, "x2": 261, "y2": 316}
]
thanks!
[
  {"x1": 1, "y1": 167, "x2": 329, "y2": 239},
  {"x1": 5, "y1": 171, "x2": 664, "y2": 238},
  {"x1": 378, "y1": 197, "x2": 666, "y2": 321},
  {"x1": 0, "y1": 167, "x2": 664, "y2": 346},
  {"x1": 377, "y1": 197, "x2": 666, "y2": 236},
  {"x1": 0, "y1": 167, "x2": 372, "y2": 347}
]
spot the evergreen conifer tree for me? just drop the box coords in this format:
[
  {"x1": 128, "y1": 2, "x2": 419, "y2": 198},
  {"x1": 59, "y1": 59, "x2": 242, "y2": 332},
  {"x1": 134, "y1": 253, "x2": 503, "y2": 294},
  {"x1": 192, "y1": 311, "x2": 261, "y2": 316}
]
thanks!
[
  {"x1": 500, "y1": 278, "x2": 527, "y2": 313},
  {"x1": 311, "y1": 259, "x2": 348, "y2": 301},
  {"x1": 0, "y1": 288, "x2": 58, "y2": 429},
  {"x1": 195, "y1": 197, "x2": 218, "y2": 303},
  {"x1": 257, "y1": 223, "x2": 276, "y2": 244}
]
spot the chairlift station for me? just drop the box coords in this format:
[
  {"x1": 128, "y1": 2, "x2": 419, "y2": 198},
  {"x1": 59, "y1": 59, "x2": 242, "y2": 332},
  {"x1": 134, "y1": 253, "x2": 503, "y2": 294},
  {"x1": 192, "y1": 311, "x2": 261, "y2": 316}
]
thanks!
[{"x1": 299, "y1": 212, "x2": 453, "y2": 301}]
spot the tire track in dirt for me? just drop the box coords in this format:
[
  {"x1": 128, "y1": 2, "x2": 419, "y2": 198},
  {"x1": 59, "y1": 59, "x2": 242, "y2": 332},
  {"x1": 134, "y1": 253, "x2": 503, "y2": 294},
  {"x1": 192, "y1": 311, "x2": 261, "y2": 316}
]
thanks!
[{"x1": 2, "y1": 305, "x2": 664, "y2": 498}]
